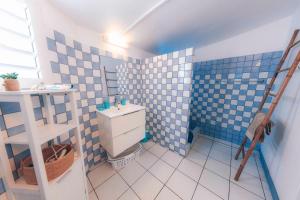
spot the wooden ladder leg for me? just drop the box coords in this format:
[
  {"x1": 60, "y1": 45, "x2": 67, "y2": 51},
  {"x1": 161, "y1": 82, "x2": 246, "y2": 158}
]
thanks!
[
  {"x1": 234, "y1": 129, "x2": 262, "y2": 181},
  {"x1": 242, "y1": 146, "x2": 245, "y2": 158},
  {"x1": 234, "y1": 135, "x2": 247, "y2": 160}
]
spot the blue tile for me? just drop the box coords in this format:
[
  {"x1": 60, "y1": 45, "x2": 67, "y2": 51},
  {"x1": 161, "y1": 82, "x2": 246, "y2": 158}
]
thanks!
[
  {"x1": 7, "y1": 125, "x2": 25, "y2": 137},
  {"x1": 57, "y1": 53, "x2": 68, "y2": 65},
  {"x1": 0, "y1": 178, "x2": 6, "y2": 194},
  {"x1": 0, "y1": 102, "x2": 21, "y2": 114},
  {"x1": 47, "y1": 37, "x2": 57, "y2": 52},
  {"x1": 0, "y1": 115, "x2": 5, "y2": 131},
  {"x1": 50, "y1": 61, "x2": 60, "y2": 73},
  {"x1": 73, "y1": 40, "x2": 82, "y2": 50},
  {"x1": 66, "y1": 46, "x2": 75, "y2": 57},
  {"x1": 54, "y1": 31, "x2": 65, "y2": 44}
]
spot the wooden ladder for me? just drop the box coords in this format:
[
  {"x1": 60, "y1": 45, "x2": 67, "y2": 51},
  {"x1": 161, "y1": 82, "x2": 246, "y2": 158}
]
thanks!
[{"x1": 234, "y1": 29, "x2": 300, "y2": 181}]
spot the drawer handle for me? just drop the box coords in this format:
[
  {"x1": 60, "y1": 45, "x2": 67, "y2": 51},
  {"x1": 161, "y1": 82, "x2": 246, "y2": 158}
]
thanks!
[
  {"x1": 122, "y1": 110, "x2": 140, "y2": 116},
  {"x1": 56, "y1": 169, "x2": 72, "y2": 183}
]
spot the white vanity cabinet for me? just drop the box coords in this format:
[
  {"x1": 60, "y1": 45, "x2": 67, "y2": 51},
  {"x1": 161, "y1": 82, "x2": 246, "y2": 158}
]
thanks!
[{"x1": 97, "y1": 104, "x2": 146, "y2": 157}]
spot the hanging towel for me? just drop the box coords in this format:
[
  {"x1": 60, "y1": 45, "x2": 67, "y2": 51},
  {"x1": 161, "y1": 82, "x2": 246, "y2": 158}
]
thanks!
[{"x1": 246, "y1": 112, "x2": 266, "y2": 141}]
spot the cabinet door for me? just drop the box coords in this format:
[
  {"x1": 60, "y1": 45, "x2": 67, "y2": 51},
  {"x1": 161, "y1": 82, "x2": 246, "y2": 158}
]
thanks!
[
  {"x1": 48, "y1": 159, "x2": 87, "y2": 200},
  {"x1": 111, "y1": 110, "x2": 145, "y2": 137}
]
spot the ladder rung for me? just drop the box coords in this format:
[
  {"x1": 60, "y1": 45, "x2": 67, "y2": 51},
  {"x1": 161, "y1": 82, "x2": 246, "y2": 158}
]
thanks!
[
  {"x1": 278, "y1": 68, "x2": 290, "y2": 73},
  {"x1": 269, "y1": 92, "x2": 277, "y2": 97},
  {"x1": 289, "y1": 40, "x2": 300, "y2": 49}
]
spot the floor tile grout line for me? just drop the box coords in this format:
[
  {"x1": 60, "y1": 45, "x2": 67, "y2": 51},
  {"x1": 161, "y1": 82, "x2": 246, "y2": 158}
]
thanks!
[
  {"x1": 229, "y1": 146, "x2": 266, "y2": 199},
  {"x1": 228, "y1": 143, "x2": 234, "y2": 200},
  {"x1": 141, "y1": 146, "x2": 186, "y2": 200},
  {"x1": 133, "y1": 144, "x2": 196, "y2": 200},
  {"x1": 88, "y1": 138, "x2": 266, "y2": 200},
  {"x1": 254, "y1": 154, "x2": 267, "y2": 200},
  {"x1": 115, "y1": 170, "x2": 142, "y2": 200},
  {"x1": 152, "y1": 152, "x2": 186, "y2": 200},
  {"x1": 229, "y1": 181, "x2": 265, "y2": 200},
  {"x1": 87, "y1": 175, "x2": 101, "y2": 200},
  {"x1": 190, "y1": 139, "x2": 216, "y2": 200},
  {"x1": 119, "y1": 146, "x2": 169, "y2": 200},
  {"x1": 191, "y1": 137, "x2": 238, "y2": 200}
]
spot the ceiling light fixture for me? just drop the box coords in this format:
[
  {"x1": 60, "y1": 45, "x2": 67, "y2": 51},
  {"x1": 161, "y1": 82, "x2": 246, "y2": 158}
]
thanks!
[{"x1": 104, "y1": 31, "x2": 128, "y2": 48}]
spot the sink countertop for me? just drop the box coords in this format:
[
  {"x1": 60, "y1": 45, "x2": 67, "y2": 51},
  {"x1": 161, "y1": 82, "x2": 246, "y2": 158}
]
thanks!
[{"x1": 96, "y1": 103, "x2": 145, "y2": 118}]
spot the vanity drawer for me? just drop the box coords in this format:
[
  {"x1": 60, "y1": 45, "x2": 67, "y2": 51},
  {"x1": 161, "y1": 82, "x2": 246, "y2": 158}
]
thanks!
[
  {"x1": 110, "y1": 126, "x2": 145, "y2": 157},
  {"x1": 110, "y1": 109, "x2": 145, "y2": 137}
]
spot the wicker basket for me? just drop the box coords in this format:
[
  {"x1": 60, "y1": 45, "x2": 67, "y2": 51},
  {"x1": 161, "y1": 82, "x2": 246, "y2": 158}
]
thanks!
[
  {"x1": 21, "y1": 144, "x2": 74, "y2": 185},
  {"x1": 107, "y1": 143, "x2": 143, "y2": 169}
]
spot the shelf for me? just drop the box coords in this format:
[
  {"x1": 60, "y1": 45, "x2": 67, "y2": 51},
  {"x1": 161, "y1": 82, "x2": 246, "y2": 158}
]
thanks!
[
  {"x1": 12, "y1": 176, "x2": 40, "y2": 194},
  {"x1": 11, "y1": 155, "x2": 80, "y2": 194},
  {"x1": 4, "y1": 123, "x2": 77, "y2": 145},
  {"x1": 0, "y1": 89, "x2": 76, "y2": 96}
]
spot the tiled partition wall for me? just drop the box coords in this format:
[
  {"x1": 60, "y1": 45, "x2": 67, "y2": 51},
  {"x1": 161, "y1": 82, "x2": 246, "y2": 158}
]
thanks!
[
  {"x1": 190, "y1": 51, "x2": 282, "y2": 145},
  {"x1": 116, "y1": 58, "x2": 143, "y2": 105},
  {"x1": 140, "y1": 48, "x2": 194, "y2": 156}
]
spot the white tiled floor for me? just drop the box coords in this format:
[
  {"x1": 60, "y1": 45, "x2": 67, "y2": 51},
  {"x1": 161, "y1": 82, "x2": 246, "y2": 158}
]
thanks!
[{"x1": 87, "y1": 135, "x2": 272, "y2": 200}]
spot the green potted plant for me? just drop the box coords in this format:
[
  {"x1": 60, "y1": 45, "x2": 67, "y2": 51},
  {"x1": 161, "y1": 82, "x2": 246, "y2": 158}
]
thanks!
[{"x1": 0, "y1": 72, "x2": 20, "y2": 91}]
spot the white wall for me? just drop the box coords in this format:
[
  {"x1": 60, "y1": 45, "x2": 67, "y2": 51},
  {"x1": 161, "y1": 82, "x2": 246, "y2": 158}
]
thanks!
[
  {"x1": 261, "y1": 5, "x2": 300, "y2": 200},
  {"x1": 26, "y1": 0, "x2": 154, "y2": 83},
  {"x1": 193, "y1": 17, "x2": 292, "y2": 61}
]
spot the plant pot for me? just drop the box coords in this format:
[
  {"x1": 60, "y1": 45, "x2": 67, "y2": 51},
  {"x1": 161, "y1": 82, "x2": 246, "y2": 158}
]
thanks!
[{"x1": 3, "y1": 79, "x2": 20, "y2": 91}]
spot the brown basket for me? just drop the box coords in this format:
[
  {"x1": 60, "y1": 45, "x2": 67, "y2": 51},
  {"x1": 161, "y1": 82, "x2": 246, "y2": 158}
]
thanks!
[{"x1": 21, "y1": 144, "x2": 74, "y2": 185}]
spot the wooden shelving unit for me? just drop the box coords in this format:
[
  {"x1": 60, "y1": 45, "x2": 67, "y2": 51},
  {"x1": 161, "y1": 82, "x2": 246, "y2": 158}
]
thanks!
[{"x1": 0, "y1": 89, "x2": 89, "y2": 200}]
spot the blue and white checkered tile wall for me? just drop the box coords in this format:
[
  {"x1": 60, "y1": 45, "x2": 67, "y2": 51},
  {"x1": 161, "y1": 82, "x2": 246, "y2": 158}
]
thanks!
[
  {"x1": 116, "y1": 58, "x2": 143, "y2": 105},
  {"x1": 0, "y1": 96, "x2": 49, "y2": 194},
  {"x1": 0, "y1": 30, "x2": 141, "y2": 195},
  {"x1": 190, "y1": 51, "x2": 283, "y2": 145},
  {"x1": 47, "y1": 30, "x2": 107, "y2": 169},
  {"x1": 140, "y1": 48, "x2": 194, "y2": 156}
]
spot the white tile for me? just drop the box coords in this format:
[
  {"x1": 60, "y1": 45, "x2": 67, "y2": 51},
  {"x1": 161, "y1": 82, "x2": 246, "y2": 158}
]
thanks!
[
  {"x1": 211, "y1": 142, "x2": 231, "y2": 154},
  {"x1": 192, "y1": 184, "x2": 222, "y2": 200},
  {"x1": 149, "y1": 159, "x2": 175, "y2": 183},
  {"x1": 178, "y1": 159, "x2": 203, "y2": 181},
  {"x1": 199, "y1": 169, "x2": 229, "y2": 200},
  {"x1": 148, "y1": 143, "x2": 168, "y2": 157},
  {"x1": 95, "y1": 174, "x2": 128, "y2": 200},
  {"x1": 186, "y1": 150, "x2": 207, "y2": 166},
  {"x1": 4, "y1": 112, "x2": 23, "y2": 129},
  {"x1": 161, "y1": 150, "x2": 183, "y2": 168},
  {"x1": 166, "y1": 171, "x2": 197, "y2": 200},
  {"x1": 192, "y1": 142, "x2": 212, "y2": 155},
  {"x1": 197, "y1": 135, "x2": 214, "y2": 144},
  {"x1": 89, "y1": 191, "x2": 98, "y2": 200},
  {"x1": 137, "y1": 151, "x2": 159, "y2": 169},
  {"x1": 209, "y1": 148, "x2": 231, "y2": 165},
  {"x1": 119, "y1": 161, "x2": 145, "y2": 185},
  {"x1": 205, "y1": 158, "x2": 230, "y2": 179},
  {"x1": 119, "y1": 189, "x2": 139, "y2": 200},
  {"x1": 214, "y1": 138, "x2": 232, "y2": 147},
  {"x1": 143, "y1": 140, "x2": 155, "y2": 150},
  {"x1": 156, "y1": 187, "x2": 181, "y2": 200},
  {"x1": 132, "y1": 172, "x2": 163, "y2": 200},
  {"x1": 88, "y1": 163, "x2": 115, "y2": 188},
  {"x1": 230, "y1": 183, "x2": 263, "y2": 200},
  {"x1": 231, "y1": 154, "x2": 259, "y2": 178},
  {"x1": 230, "y1": 168, "x2": 264, "y2": 198}
]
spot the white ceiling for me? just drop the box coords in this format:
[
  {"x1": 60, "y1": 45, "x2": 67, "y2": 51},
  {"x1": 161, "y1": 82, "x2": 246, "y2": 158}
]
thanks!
[{"x1": 49, "y1": 0, "x2": 300, "y2": 54}]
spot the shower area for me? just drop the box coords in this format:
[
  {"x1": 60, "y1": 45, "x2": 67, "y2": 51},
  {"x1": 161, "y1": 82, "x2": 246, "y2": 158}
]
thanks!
[{"x1": 189, "y1": 51, "x2": 282, "y2": 146}]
